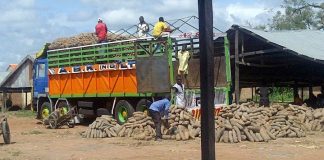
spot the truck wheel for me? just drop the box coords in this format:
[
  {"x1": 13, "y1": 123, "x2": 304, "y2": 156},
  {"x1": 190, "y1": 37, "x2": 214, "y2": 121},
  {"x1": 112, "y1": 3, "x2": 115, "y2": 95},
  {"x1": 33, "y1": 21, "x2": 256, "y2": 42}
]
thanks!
[
  {"x1": 2, "y1": 120, "x2": 11, "y2": 144},
  {"x1": 41, "y1": 102, "x2": 52, "y2": 120},
  {"x1": 114, "y1": 100, "x2": 134, "y2": 125},
  {"x1": 48, "y1": 112, "x2": 58, "y2": 129},
  {"x1": 136, "y1": 99, "x2": 152, "y2": 116},
  {"x1": 57, "y1": 101, "x2": 70, "y2": 116}
]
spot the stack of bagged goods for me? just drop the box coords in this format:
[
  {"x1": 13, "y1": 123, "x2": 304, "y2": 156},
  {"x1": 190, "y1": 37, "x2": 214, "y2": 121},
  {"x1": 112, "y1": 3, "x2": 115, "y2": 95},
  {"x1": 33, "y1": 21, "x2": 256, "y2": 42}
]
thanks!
[
  {"x1": 266, "y1": 104, "x2": 307, "y2": 138},
  {"x1": 215, "y1": 103, "x2": 324, "y2": 143},
  {"x1": 161, "y1": 105, "x2": 201, "y2": 141},
  {"x1": 215, "y1": 102, "x2": 276, "y2": 143},
  {"x1": 82, "y1": 103, "x2": 324, "y2": 141},
  {"x1": 48, "y1": 32, "x2": 130, "y2": 50},
  {"x1": 120, "y1": 112, "x2": 156, "y2": 141},
  {"x1": 304, "y1": 107, "x2": 324, "y2": 132},
  {"x1": 81, "y1": 115, "x2": 120, "y2": 138}
]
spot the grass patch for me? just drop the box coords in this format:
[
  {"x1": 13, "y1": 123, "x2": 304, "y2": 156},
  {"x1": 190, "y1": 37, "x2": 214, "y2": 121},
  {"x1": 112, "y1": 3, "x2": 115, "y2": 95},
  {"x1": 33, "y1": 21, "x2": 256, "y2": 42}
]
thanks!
[{"x1": 7, "y1": 110, "x2": 35, "y2": 118}]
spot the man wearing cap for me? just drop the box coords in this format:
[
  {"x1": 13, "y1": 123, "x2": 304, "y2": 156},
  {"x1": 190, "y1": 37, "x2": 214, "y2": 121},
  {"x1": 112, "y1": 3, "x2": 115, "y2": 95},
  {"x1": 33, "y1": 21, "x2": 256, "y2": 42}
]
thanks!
[{"x1": 95, "y1": 18, "x2": 108, "y2": 43}]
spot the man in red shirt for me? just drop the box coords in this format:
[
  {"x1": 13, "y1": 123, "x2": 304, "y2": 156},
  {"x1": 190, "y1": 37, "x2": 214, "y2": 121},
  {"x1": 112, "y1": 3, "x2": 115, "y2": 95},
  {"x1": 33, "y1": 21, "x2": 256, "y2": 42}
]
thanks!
[{"x1": 95, "y1": 18, "x2": 108, "y2": 43}]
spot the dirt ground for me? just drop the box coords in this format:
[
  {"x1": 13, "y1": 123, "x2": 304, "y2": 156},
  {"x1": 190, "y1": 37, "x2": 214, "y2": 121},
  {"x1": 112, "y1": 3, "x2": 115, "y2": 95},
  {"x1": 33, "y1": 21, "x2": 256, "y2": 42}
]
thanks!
[{"x1": 0, "y1": 112, "x2": 324, "y2": 160}]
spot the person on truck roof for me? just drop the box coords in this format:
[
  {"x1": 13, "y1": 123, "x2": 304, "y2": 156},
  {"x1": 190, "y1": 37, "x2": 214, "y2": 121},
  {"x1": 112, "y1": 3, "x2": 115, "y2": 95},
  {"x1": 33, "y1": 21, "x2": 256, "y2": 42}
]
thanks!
[
  {"x1": 152, "y1": 17, "x2": 174, "y2": 38},
  {"x1": 95, "y1": 18, "x2": 108, "y2": 43},
  {"x1": 149, "y1": 94, "x2": 171, "y2": 141},
  {"x1": 137, "y1": 16, "x2": 149, "y2": 38}
]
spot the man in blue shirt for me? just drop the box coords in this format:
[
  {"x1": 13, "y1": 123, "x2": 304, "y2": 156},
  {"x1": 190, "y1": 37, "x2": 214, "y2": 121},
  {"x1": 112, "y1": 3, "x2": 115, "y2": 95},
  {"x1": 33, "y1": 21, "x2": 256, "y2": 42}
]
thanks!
[{"x1": 149, "y1": 94, "x2": 171, "y2": 141}]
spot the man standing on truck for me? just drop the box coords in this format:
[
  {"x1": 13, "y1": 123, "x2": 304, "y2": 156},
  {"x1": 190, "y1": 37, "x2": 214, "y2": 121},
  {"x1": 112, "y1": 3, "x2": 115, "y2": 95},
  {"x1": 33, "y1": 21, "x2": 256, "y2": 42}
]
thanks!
[
  {"x1": 149, "y1": 94, "x2": 171, "y2": 141},
  {"x1": 137, "y1": 16, "x2": 149, "y2": 38},
  {"x1": 172, "y1": 75, "x2": 186, "y2": 107},
  {"x1": 95, "y1": 18, "x2": 108, "y2": 43},
  {"x1": 177, "y1": 44, "x2": 191, "y2": 84}
]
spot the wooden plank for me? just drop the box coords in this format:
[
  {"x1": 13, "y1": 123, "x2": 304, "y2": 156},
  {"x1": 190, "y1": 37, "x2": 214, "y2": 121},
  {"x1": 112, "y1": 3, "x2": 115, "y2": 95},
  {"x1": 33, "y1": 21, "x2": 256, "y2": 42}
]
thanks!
[{"x1": 198, "y1": 0, "x2": 215, "y2": 159}]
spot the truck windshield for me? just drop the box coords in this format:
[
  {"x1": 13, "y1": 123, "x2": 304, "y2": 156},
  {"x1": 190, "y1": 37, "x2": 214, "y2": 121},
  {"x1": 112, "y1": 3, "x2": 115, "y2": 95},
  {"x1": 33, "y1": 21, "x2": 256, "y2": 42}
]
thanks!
[{"x1": 37, "y1": 63, "x2": 46, "y2": 78}]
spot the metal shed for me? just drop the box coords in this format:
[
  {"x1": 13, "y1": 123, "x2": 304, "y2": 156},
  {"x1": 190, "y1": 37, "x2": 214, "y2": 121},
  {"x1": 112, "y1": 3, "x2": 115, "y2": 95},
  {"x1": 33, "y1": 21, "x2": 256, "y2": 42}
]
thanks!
[{"x1": 226, "y1": 25, "x2": 324, "y2": 103}]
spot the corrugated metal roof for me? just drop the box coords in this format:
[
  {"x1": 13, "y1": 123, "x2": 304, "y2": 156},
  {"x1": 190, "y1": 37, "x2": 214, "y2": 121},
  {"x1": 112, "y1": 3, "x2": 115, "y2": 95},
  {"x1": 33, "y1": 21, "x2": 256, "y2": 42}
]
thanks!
[
  {"x1": 240, "y1": 26, "x2": 324, "y2": 61},
  {"x1": 0, "y1": 72, "x2": 9, "y2": 83},
  {"x1": 0, "y1": 55, "x2": 34, "y2": 89}
]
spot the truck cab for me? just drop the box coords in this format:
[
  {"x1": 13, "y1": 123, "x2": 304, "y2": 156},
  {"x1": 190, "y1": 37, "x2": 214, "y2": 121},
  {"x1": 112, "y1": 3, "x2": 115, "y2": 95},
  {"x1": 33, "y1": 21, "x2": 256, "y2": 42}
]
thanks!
[{"x1": 33, "y1": 58, "x2": 48, "y2": 98}]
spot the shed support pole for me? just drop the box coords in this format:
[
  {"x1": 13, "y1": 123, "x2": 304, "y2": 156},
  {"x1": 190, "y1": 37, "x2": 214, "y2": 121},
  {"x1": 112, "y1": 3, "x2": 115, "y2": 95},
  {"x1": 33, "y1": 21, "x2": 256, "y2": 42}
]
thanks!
[
  {"x1": 251, "y1": 87, "x2": 254, "y2": 102},
  {"x1": 1, "y1": 92, "x2": 3, "y2": 113},
  {"x1": 309, "y1": 87, "x2": 313, "y2": 96},
  {"x1": 234, "y1": 29, "x2": 240, "y2": 104},
  {"x1": 198, "y1": 0, "x2": 215, "y2": 159},
  {"x1": 25, "y1": 92, "x2": 28, "y2": 110}
]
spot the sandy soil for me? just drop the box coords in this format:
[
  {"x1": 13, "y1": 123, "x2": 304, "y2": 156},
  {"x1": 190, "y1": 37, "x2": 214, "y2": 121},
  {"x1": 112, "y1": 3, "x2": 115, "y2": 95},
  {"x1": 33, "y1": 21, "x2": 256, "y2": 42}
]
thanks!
[{"x1": 0, "y1": 113, "x2": 323, "y2": 160}]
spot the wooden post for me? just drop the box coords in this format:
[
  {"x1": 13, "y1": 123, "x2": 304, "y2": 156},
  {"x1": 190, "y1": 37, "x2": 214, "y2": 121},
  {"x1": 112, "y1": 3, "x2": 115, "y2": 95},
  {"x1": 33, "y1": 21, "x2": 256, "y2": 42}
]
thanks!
[
  {"x1": 25, "y1": 91, "x2": 28, "y2": 110},
  {"x1": 234, "y1": 28, "x2": 240, "y2": 104},
  {"x1": 198, "y1": 0, "x2": 215, "y2": 159},
  {"x1": 251, "y1": 87, "x2": 254, "y2": 101},
  {"x1": 309, "y1": 86, "x2": 313, "y2": 98},
  {"x1": 1, "y1": 92, "x2": 3, "y2": 113}
]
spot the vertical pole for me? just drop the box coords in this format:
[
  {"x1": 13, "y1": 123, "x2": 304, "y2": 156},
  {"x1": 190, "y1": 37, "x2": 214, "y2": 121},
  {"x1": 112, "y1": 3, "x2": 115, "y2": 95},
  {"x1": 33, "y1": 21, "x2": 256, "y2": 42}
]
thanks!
[
  {"x1": 198, "y1": 0, "x2": 215, "y2": 159},
  {"x1": 25, "y1": 91, "x2": 28, "y2": 110},
  {"x1": 1, "y1": 92, "x2": 3, "y2": 113},
  {"x1": 4, "y1": 92, "x2": 6, "y2": 112},
  {"x1": 234, "y1": 28, "x2": 240, "y2": 104},
  {"x1": 251, "y1": 87, "x2": 254, "y2": 101},
  {"x1": 309, "y1": 86, "x2": 313, "y2": 98}
]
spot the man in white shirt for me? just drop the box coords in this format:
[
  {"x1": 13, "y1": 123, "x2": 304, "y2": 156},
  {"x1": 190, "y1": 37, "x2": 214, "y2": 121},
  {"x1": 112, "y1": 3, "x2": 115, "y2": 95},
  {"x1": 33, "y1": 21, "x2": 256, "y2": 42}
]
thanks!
[
  {"x1": 137, "y1": 16, "x2": 149, "y2": 38},
  {"x1": 172, "y1": 75, "x2": 186, "y2": 107}
]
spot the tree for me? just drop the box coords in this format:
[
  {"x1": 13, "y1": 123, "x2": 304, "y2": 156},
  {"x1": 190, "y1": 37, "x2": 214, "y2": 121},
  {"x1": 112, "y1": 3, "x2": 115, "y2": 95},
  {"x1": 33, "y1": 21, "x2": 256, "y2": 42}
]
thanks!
[{"x1": 270, "y1": 0, "x2": 324, "y2": 30}]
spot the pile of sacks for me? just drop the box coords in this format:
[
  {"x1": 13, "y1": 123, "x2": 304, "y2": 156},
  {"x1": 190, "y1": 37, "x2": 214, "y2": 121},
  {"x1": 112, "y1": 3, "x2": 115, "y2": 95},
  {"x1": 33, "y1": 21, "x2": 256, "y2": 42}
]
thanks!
[
  {"x1": 215, "y1": 102, "x2": 324, "y2": 143},
  {"x1": 120, "y1": 112, "x2": 156, "y2": 141},
  {"x1": 48, "y1": 32, "x2": 130, "y2": 50},
  {"x1": 82, "y1": 112, "x2": 156, "y2": 140},
  {"x1": 81, "y1": 115, "x2": 120, "y2": 138},
  {"x1": 82, "y1": 106, "x2": 201, "y2": 141},
  {"x1": 215, "y1": 103, "x2": 276, "y2": 143},
  {"x1": 161, "y1": 105, "x2": 201, "y2": 141},
  {"x1": 82, "y1": 103, "x2": 323, "y2": 142}
]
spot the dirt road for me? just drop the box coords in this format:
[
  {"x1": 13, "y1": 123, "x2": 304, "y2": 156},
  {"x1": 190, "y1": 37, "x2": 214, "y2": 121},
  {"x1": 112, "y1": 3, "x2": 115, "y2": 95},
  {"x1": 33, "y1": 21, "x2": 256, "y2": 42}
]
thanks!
[{"x1": 0, "y1": 112, "x2": 323, "y2": 160}]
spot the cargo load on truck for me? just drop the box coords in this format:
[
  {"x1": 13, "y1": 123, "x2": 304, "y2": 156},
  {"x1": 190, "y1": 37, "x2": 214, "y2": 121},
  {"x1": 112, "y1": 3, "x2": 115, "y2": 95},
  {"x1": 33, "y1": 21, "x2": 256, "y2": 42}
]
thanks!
[{"x1": 48, "y1": 32, "x2": 131, "y2": 50}]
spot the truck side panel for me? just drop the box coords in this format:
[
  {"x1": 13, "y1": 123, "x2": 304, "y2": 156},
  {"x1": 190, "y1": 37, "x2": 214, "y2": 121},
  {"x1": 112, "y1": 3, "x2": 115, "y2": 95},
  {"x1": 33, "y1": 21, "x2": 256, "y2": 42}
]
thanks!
[{"x1": 49, "y1": 68, "x2": 138, "y2": 97}]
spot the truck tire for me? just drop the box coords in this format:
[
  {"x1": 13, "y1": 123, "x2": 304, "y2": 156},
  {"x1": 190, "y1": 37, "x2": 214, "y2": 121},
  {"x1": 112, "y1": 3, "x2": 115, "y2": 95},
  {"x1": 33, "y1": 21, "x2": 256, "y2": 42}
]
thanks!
[
  {"x1": 136, "y1": 99, "x2": 152, "y2": 116},
  {"x1": 2, "y1": 120, "x2": 10, "y2": 144},
  {"x1": 40, "y1": 102, "x2": 52, "y2": 120},
  {"x1": 48, "y1": 112, "x2": 58, "y2": 129},
  {"x1": 57, "y1": 101, "x2": 70, "y2": 115},
  {"x1": 114, "y1": 100, "x2": 134, "y2": 125}
]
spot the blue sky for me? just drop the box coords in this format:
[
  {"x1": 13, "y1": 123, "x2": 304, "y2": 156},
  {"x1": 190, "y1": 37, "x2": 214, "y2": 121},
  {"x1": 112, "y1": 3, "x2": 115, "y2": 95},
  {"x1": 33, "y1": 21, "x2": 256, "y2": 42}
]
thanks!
[{"x1": 0, "y1": 0, "x2": 320, "y2": 71}]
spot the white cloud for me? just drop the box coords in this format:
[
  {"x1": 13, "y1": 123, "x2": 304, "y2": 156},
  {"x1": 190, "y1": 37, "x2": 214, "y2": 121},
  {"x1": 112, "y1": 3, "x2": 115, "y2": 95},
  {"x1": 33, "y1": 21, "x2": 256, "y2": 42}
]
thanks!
[
  {"x1": 225, "y1": 3, "x2": 269, "y2": 25},
  {"x1": 0, "y1": 0, "x2": 283, "y2": 72}
]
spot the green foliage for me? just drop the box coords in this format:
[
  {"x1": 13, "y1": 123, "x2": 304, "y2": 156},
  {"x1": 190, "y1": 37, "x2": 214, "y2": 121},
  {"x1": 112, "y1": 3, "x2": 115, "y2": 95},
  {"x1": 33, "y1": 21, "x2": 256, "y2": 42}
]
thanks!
[
  {"x1": 253, "y1": 87, "x2": 294, "y2": 102},
  {"x1": 269, "y1": 87, "x2": 294, "y2": 102},
  {"x1": 270, "y1": 0, "x2": 324, "y2": 30}
]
